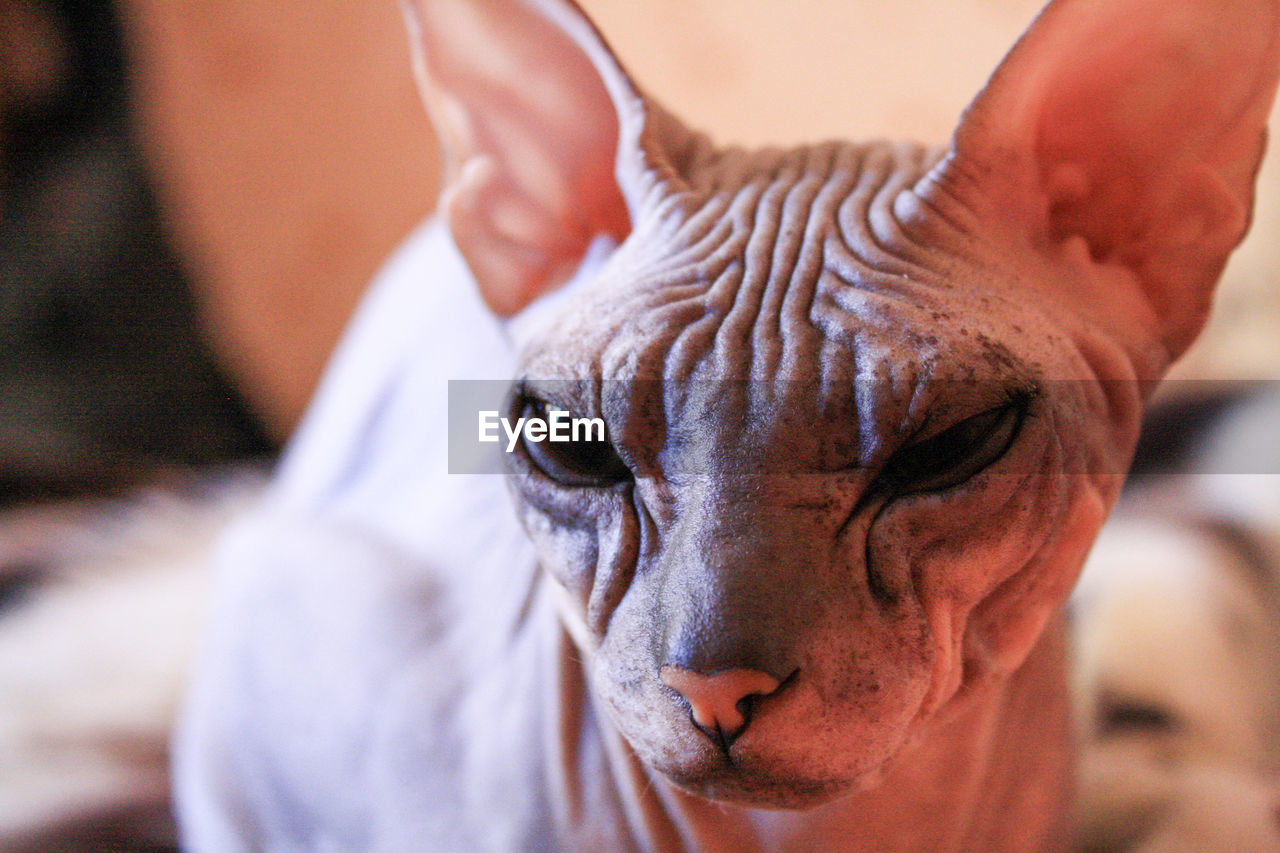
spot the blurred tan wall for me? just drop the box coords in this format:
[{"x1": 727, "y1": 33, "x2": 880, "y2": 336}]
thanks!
[
  {"x1": 121, "y1": 1, "x2": 440, "y2": 436},
  {"x1": 123, "y1": 0, "x2": 1280, "y2": 435}
]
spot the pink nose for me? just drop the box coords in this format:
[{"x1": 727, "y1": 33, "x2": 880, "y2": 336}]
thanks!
[{"x1": 659, "y1": 665, "x2": 783, "y2": 745}]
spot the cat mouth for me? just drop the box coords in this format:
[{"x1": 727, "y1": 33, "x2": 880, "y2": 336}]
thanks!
[
  {"x1": 611, "y1": 667, "x2": 916, "y2": 809},
  {"x1": 646, "y1": 729, "x2": 869, "y2": 809}
]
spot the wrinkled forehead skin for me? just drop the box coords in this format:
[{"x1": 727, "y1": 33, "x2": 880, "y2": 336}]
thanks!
[
  {"x1": 406, "y1": 0, "x2": 1278, "y2": 814},
  {"x1": 517, "y1": 137, "x2": 1133, "y2": 501},
  {"x1": 508, "y1": 136, "x2": 1131, "y2": 806}
]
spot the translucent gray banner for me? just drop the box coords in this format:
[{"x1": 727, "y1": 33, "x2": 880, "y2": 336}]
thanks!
[{"x1": 447, "y1": 379, "x2": 1280, "y2": 476}]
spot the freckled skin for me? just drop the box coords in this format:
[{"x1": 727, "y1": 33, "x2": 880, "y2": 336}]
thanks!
[
  {"x1": 176, "y1": 2, "x2": 1280, "y2": 850},
  {"x1": 507, "y1": 139, "x2": 1137, "y2": 807}
]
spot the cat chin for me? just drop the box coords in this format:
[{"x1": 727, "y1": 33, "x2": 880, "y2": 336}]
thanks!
[
  {"x1": 663, "y1": 768, "x2": 853, "y2": 811},
  {"x1": 648, "y1": 751, "x2": 887, "y2": 811}
]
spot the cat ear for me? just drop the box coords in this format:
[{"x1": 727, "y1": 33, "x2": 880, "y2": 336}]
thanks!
[
  {"x1": 914, "y1": 0, "x2": 1280, "y2": 361},
  {"x1": 401, "y1": 0, "x2": 667, "y2": 315}
]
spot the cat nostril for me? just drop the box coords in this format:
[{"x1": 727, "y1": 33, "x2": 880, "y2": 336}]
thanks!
[{"x1": 659, "y1": 665, "x2": 786, "y2": 746}]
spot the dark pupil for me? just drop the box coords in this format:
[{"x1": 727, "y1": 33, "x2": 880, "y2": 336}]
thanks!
[
  {"x1": 521, "y1": 398, "x2": 629, "y2": 486},
  {"x1": 881, "y1": 400, "x2": 1025, "y2": 493}
]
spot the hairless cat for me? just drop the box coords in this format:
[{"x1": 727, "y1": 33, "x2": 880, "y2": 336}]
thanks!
[{"x1": 175, "y1": 1, "x2": 1280, "y2": 849}]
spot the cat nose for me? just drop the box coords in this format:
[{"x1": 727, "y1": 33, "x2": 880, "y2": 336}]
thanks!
[{"x1": 659, "y1": 665, "x2": 784, "y2": 748}]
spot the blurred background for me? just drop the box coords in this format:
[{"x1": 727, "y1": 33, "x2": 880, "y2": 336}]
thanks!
[
  {"x1": 1, "y1": 0, "x2": 1278, "y2": 850},
  {"x1": 130, "y1": 0, "x2": 1280, "y2": 436}
]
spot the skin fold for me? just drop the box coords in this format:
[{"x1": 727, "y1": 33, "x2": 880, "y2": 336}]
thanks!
[{"x1": 174, "y1": 1, "x2": 1280, "y2": 849}]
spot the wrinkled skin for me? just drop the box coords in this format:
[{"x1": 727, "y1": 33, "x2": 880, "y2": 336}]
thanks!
[
  {"x1": 400, "y1": 0, "x2": 1280, "y2": 819},
  {"x1": 505, "y1": 139, "x2": 1130, "y2": 807},
  {"x1": 175, "y1": 2, "x2": 1280, "y2": 850}
]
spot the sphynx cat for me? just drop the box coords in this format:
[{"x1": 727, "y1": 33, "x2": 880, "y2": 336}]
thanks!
[{"x1": 175, "y1": 0, "x2": 1280, "y2": 850}]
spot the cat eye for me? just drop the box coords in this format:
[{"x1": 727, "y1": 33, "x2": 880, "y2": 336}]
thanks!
[
  {"x1": 517, "y1": 396, "x2": 631, "y2": 488},
  {"x1": 878, "y1": 396, "x2": 1029, "y2": 495}
]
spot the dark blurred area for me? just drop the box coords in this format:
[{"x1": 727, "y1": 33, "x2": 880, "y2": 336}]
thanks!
[{"x1": 0, "y1": 0, "x2": 275, "y2": 509}]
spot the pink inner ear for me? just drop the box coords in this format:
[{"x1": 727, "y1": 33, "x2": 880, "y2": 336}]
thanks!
[
  {"x1": 407, "y1": 0, "x2": 635, "y2": 317},
  {"x1": 1031, "y1": 20, "x2": 1256, "y2": 264},
  {"x1": 928, "y1": 0, "x2": 1280, "y2": 361}
]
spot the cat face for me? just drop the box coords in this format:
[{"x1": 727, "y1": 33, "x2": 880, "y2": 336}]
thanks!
[{"x1": 404, "y1": 0, "x2": 1280, "y2": 806}]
